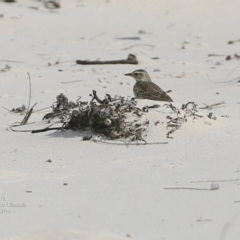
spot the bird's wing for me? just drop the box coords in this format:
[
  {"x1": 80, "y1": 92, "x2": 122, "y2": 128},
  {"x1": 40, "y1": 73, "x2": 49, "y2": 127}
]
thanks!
[{"x1": 134, "y1": 82, "x2": 173, "y2": 102}]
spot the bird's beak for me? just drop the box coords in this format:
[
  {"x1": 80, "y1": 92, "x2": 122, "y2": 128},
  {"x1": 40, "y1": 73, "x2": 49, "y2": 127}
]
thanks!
[{"x1": 124, "y1": 72, "x2": 133, "y2": 77}]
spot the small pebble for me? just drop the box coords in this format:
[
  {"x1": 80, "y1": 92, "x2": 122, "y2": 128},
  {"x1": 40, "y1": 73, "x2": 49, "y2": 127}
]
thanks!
[{"x1": 211, "y1": 183, "x2": 220, "y2": 190}]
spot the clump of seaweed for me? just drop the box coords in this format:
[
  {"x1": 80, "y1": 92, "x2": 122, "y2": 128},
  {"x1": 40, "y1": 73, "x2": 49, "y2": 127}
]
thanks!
[
  {"x1": 31, "y1": 92, "x2": 206, "y2": 142},
  {"x1": 39, "y1": 91, "x2": 148, "y2": 142}
]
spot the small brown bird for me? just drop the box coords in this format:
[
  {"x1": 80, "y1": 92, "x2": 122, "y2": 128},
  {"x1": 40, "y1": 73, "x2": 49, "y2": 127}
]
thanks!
[{"x1": 124, "y1": 69, "x2": 173, "y2": 102}]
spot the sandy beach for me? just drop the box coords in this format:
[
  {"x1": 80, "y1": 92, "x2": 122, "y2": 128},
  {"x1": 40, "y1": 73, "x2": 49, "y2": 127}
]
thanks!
[{"x1": 1, "y1": 0, "x2": 240, "y2": 239}]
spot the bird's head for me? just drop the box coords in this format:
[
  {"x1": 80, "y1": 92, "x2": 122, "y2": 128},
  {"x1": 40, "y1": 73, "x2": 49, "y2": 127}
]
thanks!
[{"x1": 124, "y1": 69, "x2": 152, "y2": 82}]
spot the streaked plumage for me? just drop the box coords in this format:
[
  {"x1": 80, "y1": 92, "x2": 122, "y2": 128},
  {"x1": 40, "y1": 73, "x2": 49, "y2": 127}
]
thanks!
[{"x1": 124, "y1": 69, "x2": 173, "y2": 102}]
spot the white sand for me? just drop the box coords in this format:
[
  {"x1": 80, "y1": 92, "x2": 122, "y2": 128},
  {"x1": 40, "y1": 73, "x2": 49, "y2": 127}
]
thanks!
[{"x1": 1, "y1": 0, "x2": 240, "y2": 239}]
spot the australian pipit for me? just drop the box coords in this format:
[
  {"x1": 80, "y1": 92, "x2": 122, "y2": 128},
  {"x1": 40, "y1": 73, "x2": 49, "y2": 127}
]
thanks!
[{"x1": 124, "y1": 69, "x2": 173, "y2": 102}]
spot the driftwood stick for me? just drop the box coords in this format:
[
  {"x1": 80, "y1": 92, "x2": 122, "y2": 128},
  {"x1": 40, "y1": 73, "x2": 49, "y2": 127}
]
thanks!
[{"x1": 76, "y1": 54, "x2": 138, "y2": 65}]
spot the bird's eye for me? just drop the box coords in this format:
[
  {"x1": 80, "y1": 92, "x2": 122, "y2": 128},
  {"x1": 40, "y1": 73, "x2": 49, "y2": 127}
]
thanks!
[{"x1": 134, "y1": 73, "x2": 138, "y2": 76}]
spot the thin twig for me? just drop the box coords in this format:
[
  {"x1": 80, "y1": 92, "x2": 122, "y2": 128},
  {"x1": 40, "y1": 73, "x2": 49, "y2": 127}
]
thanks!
[
  {"x1": 0, "y1": 60, "x2": 24, "y2": 63},
  {"x1": 20, "y1": 103, "x2": 37, "y2": 125},
  {"x1": 33, "y1": 106, "x2": 51, "y2": 113},
  {"x1": 121, "y1": 44, "x2": 155, "y2": 50},
  {"x1": 88, "y1": 32, "x2": 105, "y2": 41},
  {"x1": 199, "y1": 101, "x2": 226, "y2": 110},
  {"x1": 61, "y1": 80, "x2": 84, "y2": 84},
  {"x1": 92, "y1": 138, "x2": 168, "y2": 145},
  {"x1": 26, "y1": 72, "x2": 32, "y2": 113},
  {"x1": 2, "y1": 106, "x2": 11, "y2": 112},
  {"x1": 20, "y1": 73, "x2": 34, "y2": 125},
  {"x1": 164, "y1": 187, "x2": 212, "y2": 191},
  {"x1": 117, "y1": 37, "x2": 140, "y2": 40},
  {"x1": 191, "y1": 178, "x2": 239, "y2": 183},
  {"x1": 206, "y1": 66, "x2": 240, "y2": 83}
]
